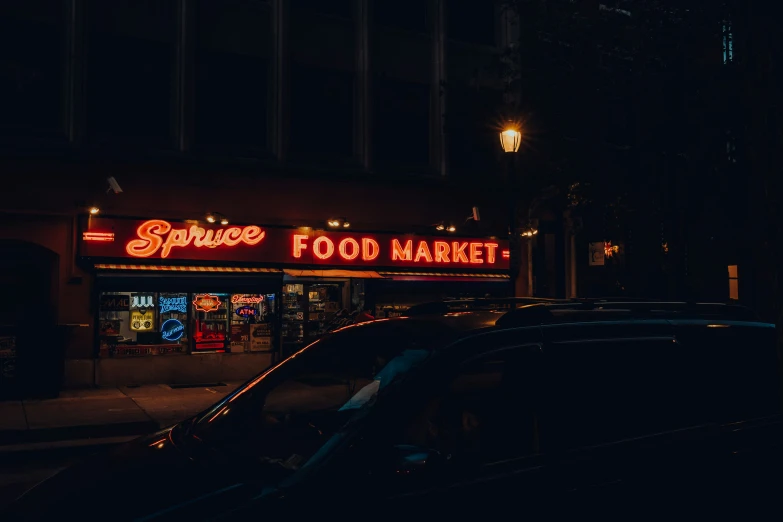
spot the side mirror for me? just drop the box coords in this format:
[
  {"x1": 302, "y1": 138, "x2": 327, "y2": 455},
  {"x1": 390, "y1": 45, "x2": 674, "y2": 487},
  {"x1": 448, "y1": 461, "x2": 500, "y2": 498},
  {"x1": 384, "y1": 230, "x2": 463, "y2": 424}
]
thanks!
[{"x1": 392, "y1": 444, "x2": 445, "y2": 476}]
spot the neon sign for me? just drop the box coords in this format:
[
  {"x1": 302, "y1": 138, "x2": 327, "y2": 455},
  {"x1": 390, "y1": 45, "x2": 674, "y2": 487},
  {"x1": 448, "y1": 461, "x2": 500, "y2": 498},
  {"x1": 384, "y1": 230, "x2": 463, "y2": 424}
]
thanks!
[
  {"x1": 235, "y1": 306, "x2": 258, "y2": 317},
  {"x1": 231, "y1": 295, "x2": 264, "y2": 304},
  {"x1": 82, "y1": 217, "x2": 511, "y2": 270},
  {"x1": 126, "y1": 220, "x2": 266, "y2": 259},
  {"x1": 159, "y1": 295, "x2": 188, "y2": 314},
  {"x1": 293, "y1": 235, "x2": 499, "y2": 265},
  {"x1": 83, "y1": 232, "x2": 114, "y2": 242},
  {"x1": 193, "y1": 294, "x2": 222, "y2": 312},
  {"x1": 161, "y1": 319, "x2": 185, "y2": 341},
  {"x1": 131, "y1": 294, "x2": 155, "y2": 310}
]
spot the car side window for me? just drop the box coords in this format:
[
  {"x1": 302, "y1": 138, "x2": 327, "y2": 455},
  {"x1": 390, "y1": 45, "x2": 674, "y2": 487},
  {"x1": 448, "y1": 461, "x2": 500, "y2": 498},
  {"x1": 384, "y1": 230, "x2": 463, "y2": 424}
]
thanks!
[
  {"x1": 544, "y1": 337, "x2": 695, "y2": 449},
  {"x1": 403, "y1": 345, "x2": 542, "y2": 465}
]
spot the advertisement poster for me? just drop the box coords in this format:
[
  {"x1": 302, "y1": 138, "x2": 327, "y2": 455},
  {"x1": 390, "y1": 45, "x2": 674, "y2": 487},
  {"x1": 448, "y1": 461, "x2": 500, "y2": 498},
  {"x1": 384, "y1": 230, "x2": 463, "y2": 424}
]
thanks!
[
  {"x1": 130, "y1": 310, "x2": 155, "y2": 331},
  {"x1": 250, "y1": 323, "x2": 272, "y2": 352},
  {"x1": 230, "y1": 324, "x2": 250, "y2": 353}
]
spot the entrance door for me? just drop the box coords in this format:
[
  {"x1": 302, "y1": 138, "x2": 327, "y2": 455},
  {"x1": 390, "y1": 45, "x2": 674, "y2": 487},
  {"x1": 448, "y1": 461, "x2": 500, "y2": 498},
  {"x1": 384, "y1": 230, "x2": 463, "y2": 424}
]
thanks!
[
  {"x1": 0, "y1": 241, "x2": 59, "y2": 398},
  {"x1": 281, "y1": 281, "x2": 346, "y2": 354}
]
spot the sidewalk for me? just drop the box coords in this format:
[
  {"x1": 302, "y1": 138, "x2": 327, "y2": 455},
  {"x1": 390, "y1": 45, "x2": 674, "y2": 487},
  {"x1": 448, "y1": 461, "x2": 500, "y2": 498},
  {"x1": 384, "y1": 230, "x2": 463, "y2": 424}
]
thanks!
[{"x1": 0, "y1": 381, "x2": 243, "y2": 452}]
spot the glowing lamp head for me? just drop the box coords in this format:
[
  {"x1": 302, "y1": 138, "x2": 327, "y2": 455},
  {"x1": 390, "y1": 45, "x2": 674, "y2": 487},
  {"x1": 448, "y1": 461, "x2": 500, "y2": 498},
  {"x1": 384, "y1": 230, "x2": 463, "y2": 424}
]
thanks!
[
  {"x1": 435, "y1": 224, "x2": 445, "y2": 231},
  {"x1": 328, "y1": 218, "x2": 348, "y2": 228},
  {"x1": 88, "y1": 206, "x2": 100, "y2": 215},
  {"x1": 447, "y1": 225, "x2": 456, "y2": 233},
  {"x1": 500, "y1": 128, "x2": 522, "y2": 153},
  {"x1": 220, "y1": 218, "x2": 229, "y2": 225},
  {"x1": 206, "y1": 214, "x2": 216, "y2": 223}
]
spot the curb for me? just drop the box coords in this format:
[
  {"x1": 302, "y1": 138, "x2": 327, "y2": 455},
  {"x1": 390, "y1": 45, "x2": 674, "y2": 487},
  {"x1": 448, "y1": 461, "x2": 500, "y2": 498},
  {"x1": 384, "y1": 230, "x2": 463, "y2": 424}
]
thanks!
[
  {"x1": 0, "y1": 420, "x2": 159, "y2": 447},
  {"x1": 0, "y1": 435, "x2": 139, "y2": 466}
]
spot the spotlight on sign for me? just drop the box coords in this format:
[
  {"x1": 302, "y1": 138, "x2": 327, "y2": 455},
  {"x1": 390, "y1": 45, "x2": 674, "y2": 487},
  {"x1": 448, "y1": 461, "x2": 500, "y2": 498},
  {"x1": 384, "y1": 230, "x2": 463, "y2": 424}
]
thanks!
[
  {"x1": 89, "y1": 206, "x2": 100, "y2": 215},
  {"x1": 327, "y1": 217, "x2": 349, "y2": 228},
  {"x1": 206, "y1": 212, "x2": 228, "y2": 225}
]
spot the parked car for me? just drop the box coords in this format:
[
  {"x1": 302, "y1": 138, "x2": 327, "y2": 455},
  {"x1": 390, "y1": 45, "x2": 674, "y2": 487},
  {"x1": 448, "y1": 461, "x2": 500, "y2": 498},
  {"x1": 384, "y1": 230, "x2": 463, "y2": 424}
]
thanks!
[{"x1": 5, "y1": 300, "x2": 783, "y2": 520}]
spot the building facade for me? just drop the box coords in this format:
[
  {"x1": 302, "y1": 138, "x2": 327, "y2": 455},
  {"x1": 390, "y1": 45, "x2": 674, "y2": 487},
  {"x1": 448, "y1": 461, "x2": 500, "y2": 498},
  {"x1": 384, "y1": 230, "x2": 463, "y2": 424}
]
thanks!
[{"x1": 0, "y1": 1, "x2": 533, "y2": 395}]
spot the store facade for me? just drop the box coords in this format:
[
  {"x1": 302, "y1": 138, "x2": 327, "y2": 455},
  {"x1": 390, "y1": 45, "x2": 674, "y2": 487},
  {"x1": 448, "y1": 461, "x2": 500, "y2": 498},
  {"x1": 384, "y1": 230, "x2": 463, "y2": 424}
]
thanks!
[{"x1": 80, "y1": 216, "x2": 510, "y2": 386}]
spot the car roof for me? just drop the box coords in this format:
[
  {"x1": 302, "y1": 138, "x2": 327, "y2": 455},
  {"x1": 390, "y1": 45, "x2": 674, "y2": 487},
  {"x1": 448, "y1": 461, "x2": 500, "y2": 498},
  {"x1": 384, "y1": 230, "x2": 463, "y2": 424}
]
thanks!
[{"x1": 356, "y1": 300, "x2": 770, "y2": 338}]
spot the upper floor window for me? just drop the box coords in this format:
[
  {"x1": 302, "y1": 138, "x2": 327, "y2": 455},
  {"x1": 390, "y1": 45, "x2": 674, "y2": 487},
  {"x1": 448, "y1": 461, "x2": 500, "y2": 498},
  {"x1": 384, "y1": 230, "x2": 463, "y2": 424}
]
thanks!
[
  {"x1": 291, "y1": 0, "x2": 352, "y2": 19},
  {"x1": 446, "y1": 0, "x2": 496, "y2": 46},
  {"x1": 84, "y1": 0, "x2": 177, "y2": 148},
  {"x1": 0, "y1": 0, "x2": 65, "y2": 139},
  {"x1": 722, "y1": 20, "x2": 733, "y2": 64},
  {"x1": 728, "y1": 265, "x2": 738, "y2": 300},
  {"x1": 373, "y1": 76, "x2": 430, "y2": 172},
  {"x1": 374, "y1": 0, "x2": 430, "y2": 34},
  {"x1": 288, "y1": 64, "x2": 355, "y2": 165},
  {"x1": 194, "y1": 0, "x2": 271, "y2": 155}
]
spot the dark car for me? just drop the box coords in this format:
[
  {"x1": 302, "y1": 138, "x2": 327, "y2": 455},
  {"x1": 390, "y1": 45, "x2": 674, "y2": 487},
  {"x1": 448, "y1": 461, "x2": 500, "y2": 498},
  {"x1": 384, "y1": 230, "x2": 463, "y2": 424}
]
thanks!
[{"x1": 5, "y1": 300, "x2": 783, "y2": 520}]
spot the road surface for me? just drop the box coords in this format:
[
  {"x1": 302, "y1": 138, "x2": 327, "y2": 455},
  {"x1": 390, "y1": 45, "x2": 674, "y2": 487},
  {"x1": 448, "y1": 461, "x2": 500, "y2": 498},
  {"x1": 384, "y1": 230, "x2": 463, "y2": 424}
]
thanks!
[{"x1": 0, "y1": 439, "x2": 132, "y2": 511}]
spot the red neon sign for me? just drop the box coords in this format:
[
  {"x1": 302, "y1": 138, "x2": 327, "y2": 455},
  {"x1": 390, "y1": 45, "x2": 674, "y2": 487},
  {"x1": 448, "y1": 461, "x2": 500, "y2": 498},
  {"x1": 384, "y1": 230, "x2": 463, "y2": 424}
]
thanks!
[
  {"x1": 126, "y1": 220, "x2": 265, "y2": 259},
  {"x1": 81, "y1": 217, "x2": 510, "y2": 271},
  {"x1": 193, "y1": 294, "x2": 222, "y2": 312},
  {"x1": 293, "y1": 234, "x2": 499, "y2": 266},
  {"x1": 83, "y1": 232, "x2": 115, "y2": 242}
]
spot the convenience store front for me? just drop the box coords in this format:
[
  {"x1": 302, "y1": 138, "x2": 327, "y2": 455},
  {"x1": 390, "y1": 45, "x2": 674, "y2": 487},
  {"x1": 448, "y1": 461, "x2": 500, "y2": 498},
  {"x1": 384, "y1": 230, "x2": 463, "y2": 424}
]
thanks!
[{"x1": 79, "y1": 217, "x2": 509, "y2": 386}]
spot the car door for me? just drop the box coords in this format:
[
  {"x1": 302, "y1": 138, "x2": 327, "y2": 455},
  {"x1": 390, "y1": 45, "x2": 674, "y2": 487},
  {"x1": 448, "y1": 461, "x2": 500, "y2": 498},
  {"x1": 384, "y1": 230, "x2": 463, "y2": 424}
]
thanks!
[
  {"x1": 377, "y1": 343, "x2": 555, "y2": 516},
  {"x1": 538, "y1": 323, "x2": 717, "y2": 512}
]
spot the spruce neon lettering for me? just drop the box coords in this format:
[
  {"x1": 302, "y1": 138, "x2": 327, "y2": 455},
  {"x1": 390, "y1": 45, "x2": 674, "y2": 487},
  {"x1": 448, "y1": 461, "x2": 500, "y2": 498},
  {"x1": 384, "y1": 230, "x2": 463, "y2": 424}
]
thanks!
[{"x1": 126, "y1": 220, "x2": 265, "y2": 259}]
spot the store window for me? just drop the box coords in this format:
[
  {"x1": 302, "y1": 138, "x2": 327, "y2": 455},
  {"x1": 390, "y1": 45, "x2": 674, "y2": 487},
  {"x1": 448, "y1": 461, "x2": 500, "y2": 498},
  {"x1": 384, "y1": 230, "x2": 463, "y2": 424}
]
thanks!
[{"x1": 98, "y1": 291, "x2": 277, "y2": 357}]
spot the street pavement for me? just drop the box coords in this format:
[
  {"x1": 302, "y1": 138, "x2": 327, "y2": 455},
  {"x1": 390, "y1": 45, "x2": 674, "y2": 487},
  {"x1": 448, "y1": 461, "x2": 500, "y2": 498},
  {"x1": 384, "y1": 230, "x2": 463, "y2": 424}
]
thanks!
[{"x1": 0, "y1": 382, "x2": 244, "y2": 509}]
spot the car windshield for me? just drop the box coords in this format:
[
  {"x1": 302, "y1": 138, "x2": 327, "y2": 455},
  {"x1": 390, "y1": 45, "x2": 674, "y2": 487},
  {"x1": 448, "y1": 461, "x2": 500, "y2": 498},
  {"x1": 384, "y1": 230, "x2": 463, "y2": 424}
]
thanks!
[{"x1": 187, "y1": 319, "x2": 451, "y2": 478}]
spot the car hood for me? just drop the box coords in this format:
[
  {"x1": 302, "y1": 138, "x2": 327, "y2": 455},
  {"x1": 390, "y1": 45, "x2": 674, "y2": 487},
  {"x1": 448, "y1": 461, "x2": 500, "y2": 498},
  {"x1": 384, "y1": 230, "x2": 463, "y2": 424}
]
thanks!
[{"x1": 3, "y1": 427, "x2": 277, "y2": 522}]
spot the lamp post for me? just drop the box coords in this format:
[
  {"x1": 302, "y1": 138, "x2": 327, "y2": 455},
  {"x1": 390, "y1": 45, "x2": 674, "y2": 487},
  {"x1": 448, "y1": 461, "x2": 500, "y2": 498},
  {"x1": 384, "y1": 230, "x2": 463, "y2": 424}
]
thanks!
[{"x1": 500, "y1": 127, "x2": 525, "y2": 297}]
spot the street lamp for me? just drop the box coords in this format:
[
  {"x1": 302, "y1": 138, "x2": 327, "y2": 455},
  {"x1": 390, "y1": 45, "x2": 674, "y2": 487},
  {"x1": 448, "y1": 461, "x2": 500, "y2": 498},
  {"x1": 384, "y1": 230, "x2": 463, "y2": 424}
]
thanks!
[
  {"x1": 500, "y1": 128, "x2": 522, "y2": 153},
  {"x1": 500, "y1": 125, "x2": 523, "y2": 297}
]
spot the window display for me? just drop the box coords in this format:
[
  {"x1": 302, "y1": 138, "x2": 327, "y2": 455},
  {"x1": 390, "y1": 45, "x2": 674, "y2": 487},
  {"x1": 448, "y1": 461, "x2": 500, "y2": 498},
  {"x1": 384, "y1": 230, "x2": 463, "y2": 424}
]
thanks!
[
  {"x1": 98, "y1": 290, "x2": 278, "y2": 357},
  {"x1": 229, "y1": 293, "x2": 275, "y2": 353},
  {"x1": 98, "y1": 292, "x2": 187, "y2": 357}
]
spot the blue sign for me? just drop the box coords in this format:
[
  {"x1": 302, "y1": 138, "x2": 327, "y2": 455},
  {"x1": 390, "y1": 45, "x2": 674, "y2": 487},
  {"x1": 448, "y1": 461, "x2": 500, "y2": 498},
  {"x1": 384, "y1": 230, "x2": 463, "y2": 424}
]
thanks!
[
  {"x1": 159, "y1": 295, "x2": 187, "y2": 314},
  {"x1": 235, "y1": 306, "x2": 258, "y2": 317},
  {"x1": 161, "y1": 319, "x2": 185, "y2": 342}
]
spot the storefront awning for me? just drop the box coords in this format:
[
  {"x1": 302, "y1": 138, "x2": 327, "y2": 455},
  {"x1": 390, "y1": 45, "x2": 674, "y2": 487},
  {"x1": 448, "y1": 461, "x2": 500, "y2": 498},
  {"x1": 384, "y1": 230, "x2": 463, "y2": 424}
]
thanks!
[
  {"x1": 377, "y1": 271, "x2": 510, "y2": 282},
  {"x1": 283, "y1": 269, "x2": 385, "y2": 279},
  {"x1": 94, "y1": 264, "x2": 281, "y2": 274}
]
